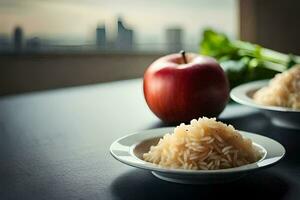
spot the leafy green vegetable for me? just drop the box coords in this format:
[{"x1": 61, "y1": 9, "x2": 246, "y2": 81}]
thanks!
[{"x1": 200, "y1": 29, "x2": 300, "y2": 88}]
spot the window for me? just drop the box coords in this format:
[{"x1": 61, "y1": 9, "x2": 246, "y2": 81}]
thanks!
[
  {"x1": 0, "y1": 0, "x2": 237, "y2": 95},
  {"x1": 0, "y1": 0, "x2": 237, "y2": 54}
]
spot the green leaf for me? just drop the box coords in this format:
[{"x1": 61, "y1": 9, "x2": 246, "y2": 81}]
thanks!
[
  {"x1": 199, "y1": 28, "x2": 300, "y2": 88},
  {"x1": 200, "y1": 29, "x2": 236, "y2": 59},
  {"x1": 220, "y1": 58, "x2": 249, "y2": 88}
]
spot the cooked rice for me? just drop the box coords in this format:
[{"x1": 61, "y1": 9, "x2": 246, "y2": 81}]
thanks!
[
  {"x1": 143, "y1": 117, "x2": 261, "y2": 170},
  {"x1": 253, "y1": 65, "x2": 300, "y2": 109}
]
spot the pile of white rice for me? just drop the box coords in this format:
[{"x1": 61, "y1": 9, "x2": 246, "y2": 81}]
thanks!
[
  {"x1": 143, "y1": 117, "x2": 261, "y2": 170},
  {"x1": 253, "y1": 65, "x2": 300, "y2": 109}
]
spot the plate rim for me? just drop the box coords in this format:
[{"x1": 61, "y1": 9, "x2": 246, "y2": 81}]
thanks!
[
  {"x1": 230, "y1": 79, "x2": 300, "y2": 113},
  {"x1": 110, "y1": 127, "x2": 285, "y2": 175}
]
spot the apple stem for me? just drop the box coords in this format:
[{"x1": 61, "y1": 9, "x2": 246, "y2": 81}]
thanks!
[{"x1": 180, "y1": 50, "x2": 187, "y2": 64}]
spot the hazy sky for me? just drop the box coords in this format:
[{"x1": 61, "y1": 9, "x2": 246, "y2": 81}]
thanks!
[{"x1": 0, "y1": 0, "x2": 237, "y2": 45}]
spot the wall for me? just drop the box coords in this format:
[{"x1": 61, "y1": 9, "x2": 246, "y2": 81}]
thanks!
[
  {"x1": 0, "y1": 53, "x2": 162, "y2": 96},
  {"x1": 239, "y1": 0, "x2": 300, "y2": 54}
]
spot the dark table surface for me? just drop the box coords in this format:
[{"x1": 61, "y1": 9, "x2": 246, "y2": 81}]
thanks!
[{"x1": 0, "y1": 79, "x2": 300, "y2": 200}]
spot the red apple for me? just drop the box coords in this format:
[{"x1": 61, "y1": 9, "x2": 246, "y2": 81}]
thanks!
[{"x1": 143, "y1": 51, "x2": 229, "y2": 123}]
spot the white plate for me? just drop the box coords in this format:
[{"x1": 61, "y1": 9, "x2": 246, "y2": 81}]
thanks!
[
  {"x1": 110, "y1": 127, "x2": 285, "y2": 184},
  {"x1": 230, "y1": 80, "x2": 300, "y2": 129}
]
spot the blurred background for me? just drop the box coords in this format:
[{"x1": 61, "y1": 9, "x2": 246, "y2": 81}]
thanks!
[{"x1": 0, "y1": 0, "x2": 299, "y2": 95}]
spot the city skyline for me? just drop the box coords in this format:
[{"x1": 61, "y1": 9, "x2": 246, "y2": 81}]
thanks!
[
  {"x1": 2, "y1": 18, "x2": 198, "y2": 53},
  {"x1": 0, "y1": 0, "x2": 237, "y2": 46}
]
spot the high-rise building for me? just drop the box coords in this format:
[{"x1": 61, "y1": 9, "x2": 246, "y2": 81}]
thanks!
[
  {"x1": 116, "y1": 17, "x2": 134, "y2": 51},
  {"x1": 165, "y1": 28, "x2": 183, "y2": 52},
  {"x1": 96, "y1": 25, "x2": 106, "y2": 48},
  {"x1": 13, "y1": 26, "x2": 23, "y2": 52}
]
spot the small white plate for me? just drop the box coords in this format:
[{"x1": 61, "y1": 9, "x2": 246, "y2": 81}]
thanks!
[
  {"x1": 230, "y1": 80, "x2": 300, "y2": 129},
  {"x1": 110, "y1": 127, "x2": 285, "y2": 184}
]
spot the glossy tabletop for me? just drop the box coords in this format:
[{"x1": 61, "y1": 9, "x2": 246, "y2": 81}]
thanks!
[{"x1": 0, "y1": 79, "x2": 299, "y2": 200}]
